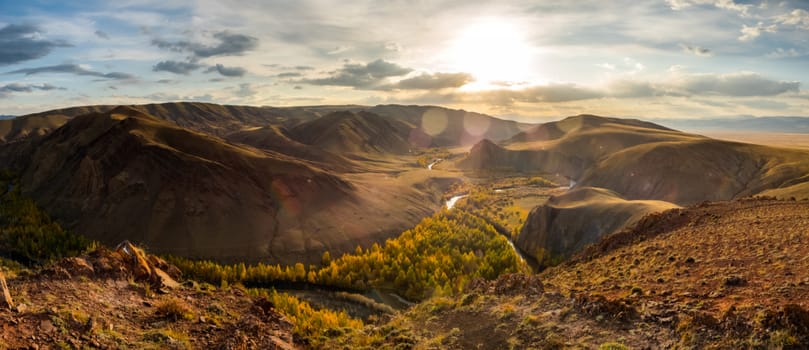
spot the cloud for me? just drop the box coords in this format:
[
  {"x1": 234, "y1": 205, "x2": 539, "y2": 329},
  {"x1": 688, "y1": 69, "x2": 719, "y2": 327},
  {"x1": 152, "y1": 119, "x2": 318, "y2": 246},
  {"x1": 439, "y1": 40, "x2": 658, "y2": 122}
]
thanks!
[
  {"x1": 408, "y1": 70, "x2": 801, "y2": 108},
  {"x1": 388, "y1": 72, "x2": 474, "y2": 90},
  {"x1": 673, "y1": 72, "x2": 799, "y2": 96},
  {"x1": 738, "y1": 22, "x2": 777, "y2": 41},
  {"x1": 666, "y1": 0, "x2": 751, "y2": 15},
  {"x1": 454, "y1": 84, "x2": 604, "y2": 106},
  {"x1": 276, "y1": 72, "x2": 302, "y2": 78},
  {"x1": 234, "y1": 83, "x2": 257, "y2": 97},
  {"x1": 680, "y1": 44, "x2": 712, "y2": 56},
  {"x1": 0, "y1": 24, "x2": 71, "y2": 66},
  {"x1": 152, "y1": 60, "x2": 202, "y2": 75},
  {"x1": 301, "y1": 59, "x2": 412, "y2": 89},
  {"x1": 776, "y1": 9, "x2": 809, "y2": 30},
  {"x1": 152, "y1": 30, "x2": 258, "y2": 58},
  {"x1": 0, "y1": 82, "x2": 64, "y2": 98},
  {"x1": 94, "y1": 30, "x2": 110, "y2": 40},
  {"x1": 766, "y1": 47, "x2": 801, "y2": 58},
  {"x1": 6, "y1": 64, "x2": 134, "y2": 80},
  {"x1": 205, "y1": 63, "x2": 246, "y2": 77}
]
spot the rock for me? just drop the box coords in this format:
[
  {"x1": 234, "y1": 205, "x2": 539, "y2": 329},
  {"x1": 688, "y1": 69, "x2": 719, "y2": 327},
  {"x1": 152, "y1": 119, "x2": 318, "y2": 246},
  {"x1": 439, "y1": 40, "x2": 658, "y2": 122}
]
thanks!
[
  {"x1": 724, "y1": 275, "x2": 747, "y2": 287},
  {"x1": 59, "y1": 257, "x2": 95, "y2": 277},
  {"x1": 39, "y1": 319, "x2": 56, "y2": 333},
  {"x1": 16, "y1": 303, "x2": 27, "y2": 313}
]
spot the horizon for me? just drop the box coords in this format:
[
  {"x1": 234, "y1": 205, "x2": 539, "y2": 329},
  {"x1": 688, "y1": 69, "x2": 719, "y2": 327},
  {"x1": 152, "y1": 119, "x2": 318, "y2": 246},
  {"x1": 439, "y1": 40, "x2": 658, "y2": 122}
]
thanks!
[{"x1": 1, "y1": 0, "x2": 808, "y2": 119}]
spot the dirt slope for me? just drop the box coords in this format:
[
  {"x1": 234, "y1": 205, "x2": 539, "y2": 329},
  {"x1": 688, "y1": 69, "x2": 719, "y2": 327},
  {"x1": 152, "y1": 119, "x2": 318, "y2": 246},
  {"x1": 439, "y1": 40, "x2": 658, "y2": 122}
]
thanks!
[
  {"x1": 0, "y1": 246, "x2": 298, "y2": 349},
  {"x1": 380, "y1": 199, "x2": 809, "y2": 349}
]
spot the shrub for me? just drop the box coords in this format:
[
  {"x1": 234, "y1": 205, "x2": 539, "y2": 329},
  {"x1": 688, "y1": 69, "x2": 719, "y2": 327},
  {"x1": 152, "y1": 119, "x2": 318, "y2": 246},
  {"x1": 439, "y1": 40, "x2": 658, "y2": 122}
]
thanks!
[
  {"x1": 155, "y1": 297, "x2": 194, "y2": 321},
  {"x1": 599, "y1": 342, "x2": 630, "y2": 350}
]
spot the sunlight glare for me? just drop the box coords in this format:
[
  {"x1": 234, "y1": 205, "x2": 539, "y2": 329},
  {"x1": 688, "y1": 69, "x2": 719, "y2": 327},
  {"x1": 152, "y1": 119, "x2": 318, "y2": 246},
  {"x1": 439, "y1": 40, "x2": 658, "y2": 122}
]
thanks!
[{"x1": 447, "y1": 19, "x2": 534, "y2": 88}]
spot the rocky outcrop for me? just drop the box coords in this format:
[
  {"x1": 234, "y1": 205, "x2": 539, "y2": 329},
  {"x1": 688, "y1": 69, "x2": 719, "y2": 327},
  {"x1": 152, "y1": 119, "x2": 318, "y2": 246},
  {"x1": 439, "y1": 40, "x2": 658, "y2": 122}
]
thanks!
[{"x1": 43, "y1": 241, "x2": 181, "y2": 292}]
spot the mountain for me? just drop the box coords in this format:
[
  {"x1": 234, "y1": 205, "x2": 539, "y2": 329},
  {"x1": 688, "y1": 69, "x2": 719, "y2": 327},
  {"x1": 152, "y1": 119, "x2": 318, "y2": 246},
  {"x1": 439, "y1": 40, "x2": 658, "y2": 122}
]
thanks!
[
  {"x1": 15, "y1": 102, "x2": 299, "y2": 138},
  {"x1": 366, "y1": 104, "x2": 532, "y2": 147},
  {"x1": 460, "y1": 114, "x2": 701, "y2": 179},
  {"x1": 460, "y1": 114, "x2": 809, "y2": 265},
  {"x1": 577, "y1": 138, "x2": 809, "y2": 204},
  {"x1": 0, "y1": 114, "x2": 70, "y2": 143},
  {"x1": 13, "y1": 106, "x2": 362, "y2": 263},
  {"x1": 461, "y1": 114, "x2": 809, "y2": 204},
  {"x1": 515, "y1": 187, "x2": 678, "y2": 262},
  {"x1": 225, "y1": 125, "x2": 355, "y2": 171},
  {"x1": 506, "y1": 114, "x2": 674, "y2": 143},
  {"x1": 10, "y1": 102, "x2": 532, "y2": 149},
  {"x1": 289, "y1": 111, "x2": 414, "y2": 155},
  {"x1": 1, "y1": 104, "x2": 468, "y2": 264}
]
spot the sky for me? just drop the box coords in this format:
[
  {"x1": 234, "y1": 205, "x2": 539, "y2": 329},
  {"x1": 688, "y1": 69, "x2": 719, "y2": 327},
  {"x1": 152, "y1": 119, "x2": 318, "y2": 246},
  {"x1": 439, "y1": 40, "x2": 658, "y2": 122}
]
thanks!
[{"x1": 0, "y1": 0, "x2": 807, "y2": 121}]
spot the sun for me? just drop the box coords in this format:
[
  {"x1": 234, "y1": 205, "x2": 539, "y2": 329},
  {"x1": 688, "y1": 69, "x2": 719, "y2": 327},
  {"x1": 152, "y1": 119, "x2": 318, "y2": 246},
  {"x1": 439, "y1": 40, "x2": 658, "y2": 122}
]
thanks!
[{"x1": 446, "y1": 19, "x2": 535, "y2": 88}]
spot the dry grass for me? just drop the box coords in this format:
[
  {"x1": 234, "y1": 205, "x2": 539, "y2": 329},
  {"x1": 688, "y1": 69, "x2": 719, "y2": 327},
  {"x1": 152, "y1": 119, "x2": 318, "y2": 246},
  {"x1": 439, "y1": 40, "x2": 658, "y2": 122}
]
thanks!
[{"x1": 155, "y1": 297, "x2": 194, "y2": 321}]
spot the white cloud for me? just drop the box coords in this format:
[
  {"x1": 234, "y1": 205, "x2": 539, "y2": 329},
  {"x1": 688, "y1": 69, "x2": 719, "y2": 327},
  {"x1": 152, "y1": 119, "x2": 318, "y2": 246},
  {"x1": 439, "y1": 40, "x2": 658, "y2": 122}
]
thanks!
[
  {"x1": 776, "y1": 9, "x2": 809, "y2": 30},
  {"x1": 766, "y1": 47, "x2": 801, "y2": 58},
  {"x1": 666, "y1": 0, "x2": 751, "y2": 15},
  {"x1": 738, "y1": 22, "x2": 777, "y2": 41}
]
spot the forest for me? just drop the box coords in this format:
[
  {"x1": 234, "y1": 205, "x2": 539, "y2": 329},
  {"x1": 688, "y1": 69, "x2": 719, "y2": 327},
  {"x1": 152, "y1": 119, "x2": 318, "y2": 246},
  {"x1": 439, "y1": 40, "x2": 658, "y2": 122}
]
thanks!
[{"x1": 170, "y1": 206, "x2": 527, "y2": 301}]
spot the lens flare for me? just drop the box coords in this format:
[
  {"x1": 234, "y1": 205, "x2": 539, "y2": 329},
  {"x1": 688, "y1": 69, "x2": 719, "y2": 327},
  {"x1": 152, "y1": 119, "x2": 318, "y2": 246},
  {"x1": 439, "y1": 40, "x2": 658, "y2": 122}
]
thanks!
[{"x1": 421, "y1": 108, "x2": 448, "y2": 136}]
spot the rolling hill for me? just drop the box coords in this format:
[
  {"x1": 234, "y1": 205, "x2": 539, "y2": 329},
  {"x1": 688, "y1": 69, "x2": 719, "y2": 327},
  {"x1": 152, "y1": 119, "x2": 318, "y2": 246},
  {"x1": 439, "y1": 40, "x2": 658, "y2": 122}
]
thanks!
[
  {"x1": 13, "y1": 106, "x2": 356, "y2": 263},
  {"x1": 7, "y1": 102, "x2": 532, "y2": 149},
  {"x1": 0, "y1": 106, "x2": 463, "y2": 264},
  {"x1": 460, "y1": 114, "x2": 809, "y2": 264},
  {"x1": 515, "y1": 187, "x2": 679, "y2": 262},
  {"x1": 289, "y1": 111, "x2": 414, "y2": 155},
  {"x1": 224, "y1": 124, "x2": 355, "y2": 171}
]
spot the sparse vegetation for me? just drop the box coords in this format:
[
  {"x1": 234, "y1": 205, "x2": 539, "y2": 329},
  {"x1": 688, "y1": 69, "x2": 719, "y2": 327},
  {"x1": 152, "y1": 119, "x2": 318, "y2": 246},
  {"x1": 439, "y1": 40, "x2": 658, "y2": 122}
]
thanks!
[{"x1": 155, "y1": 297, "x2": 194, "y2": 321}]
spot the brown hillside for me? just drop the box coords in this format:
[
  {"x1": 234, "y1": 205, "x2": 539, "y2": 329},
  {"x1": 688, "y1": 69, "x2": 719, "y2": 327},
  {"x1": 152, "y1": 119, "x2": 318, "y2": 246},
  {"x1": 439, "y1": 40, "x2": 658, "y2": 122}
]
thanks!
[
  {"x1": 506, "y1": 114, "x2": 674, "y2": 143},
  {"x1": 225, "y1": 125, "x2": 355, "y2": 171},
  {"x1": 462, "y1": 115, "x2": 809, "y2": 205},
  {"x1": 16, "y1": 102, "x2": 297, "y2": 138},
  {"x1": 579, "y1": 139, "x2": 809, "y2": 205},
  {"x1": 14, "y1": 106, "x2": 358, "y2": 263},
  {"x1": 464, "y1": 114, "x2": 809, "y2": 267},
  {"x1": 460, "y1": 115, "x2": 701, "y2": 178},
  {"x1": 289, "y1": 111, "x2": 414, "y2": 155},
  {"x1": 516, "y1": 187, "x2": 679, "y2": 262},
  {"x1": 15, "y1": 102, "x2": 531, "y2": 150},
  {"x1": 367, "y1": 104, "x2": 533, "y2": 147},
  {"x1": 8, "y1": 106, "x2": 458, "y2": 264},
  {"x1": 379, "y1": 199, "x2": 809, "y2": 349},
  {"x1": 0, "y1": 114, "x2": 70, "y2": 143}
]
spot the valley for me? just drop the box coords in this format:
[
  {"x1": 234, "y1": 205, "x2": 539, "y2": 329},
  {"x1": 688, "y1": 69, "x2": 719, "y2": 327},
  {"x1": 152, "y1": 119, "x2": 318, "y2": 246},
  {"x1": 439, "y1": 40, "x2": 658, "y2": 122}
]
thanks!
[{"x1": 2, "y1": 103, "x2": 809, "y2": 349}]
